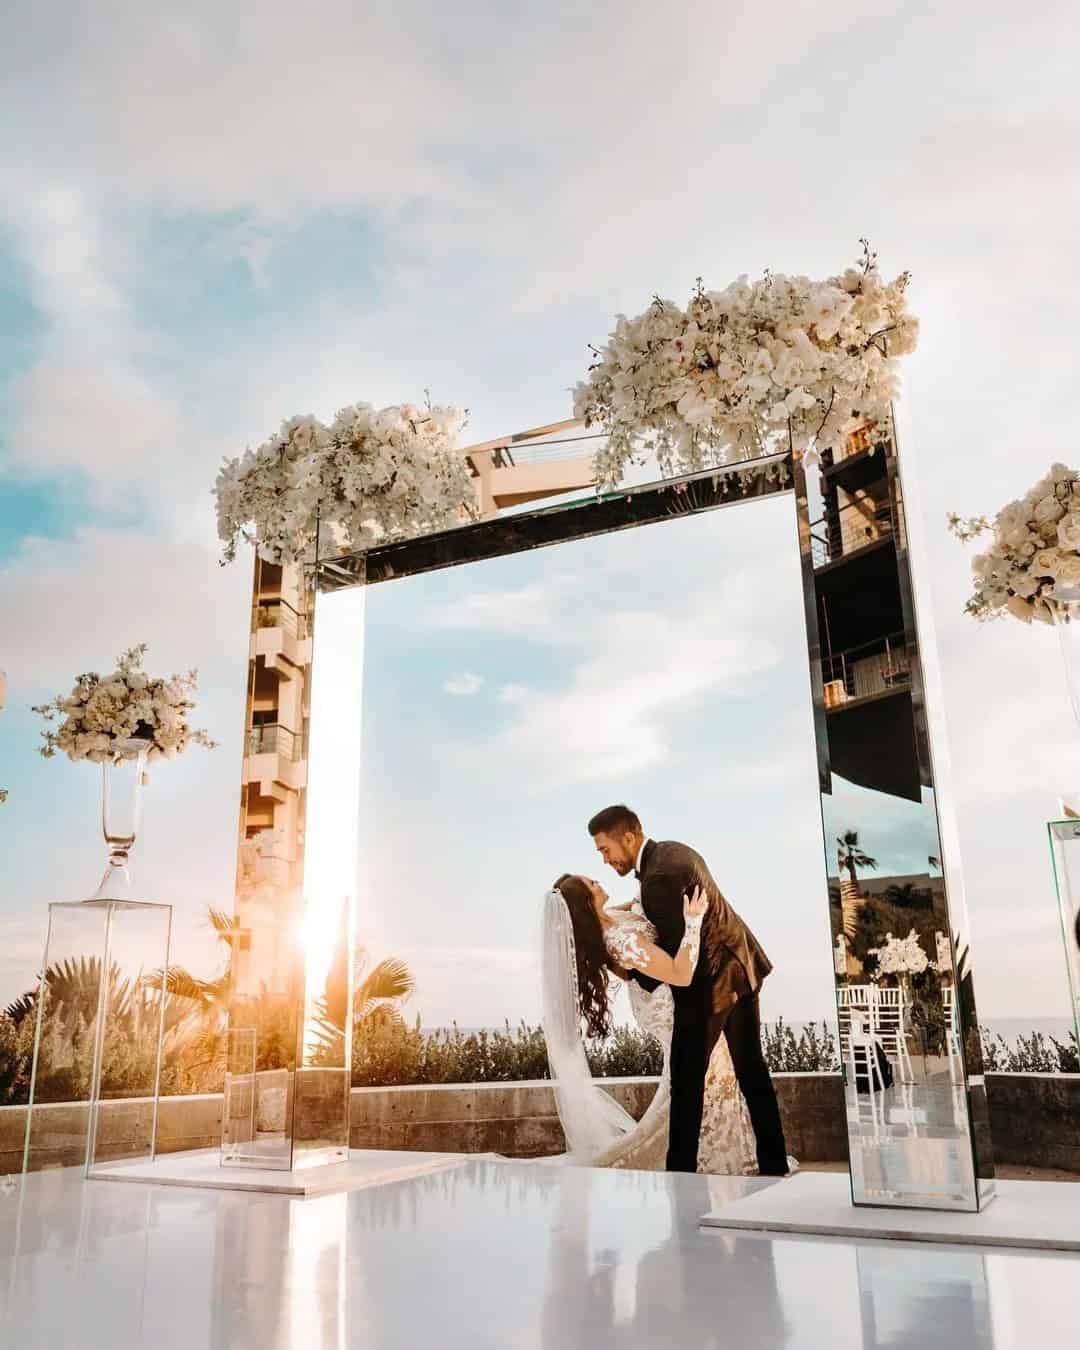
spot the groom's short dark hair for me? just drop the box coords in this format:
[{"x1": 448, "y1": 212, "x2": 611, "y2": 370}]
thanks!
[{"x1": 588, "y1": 804, "x2": 642, "y2": 837}]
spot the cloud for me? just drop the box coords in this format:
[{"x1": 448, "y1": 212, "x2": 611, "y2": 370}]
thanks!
[
  {"x1": 467, "y1": 571, "x2": 784, "y2": 786},
  {"x1": 424, "y1": 578, "x2": 580, "y2": 644},
  {"x1": 0, "y1": 916, "x2": 50, "y2": 1008},
  {"x1": 8, "y1": 361, "x2": 181, "y2": 487},
  {"x1": 0, "y1": 525, "x2": 249, "y2": 698},
  {"x1": 443, "y1": 672, "x2": 484, "y2": 696}
]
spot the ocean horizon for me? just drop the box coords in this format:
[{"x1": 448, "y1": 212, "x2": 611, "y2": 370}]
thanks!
[{"x1": 429, "y1": 1017, "x2": 1079, "y2": 1043}]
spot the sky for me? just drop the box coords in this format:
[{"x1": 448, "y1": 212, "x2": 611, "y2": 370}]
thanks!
[{"x1": 1, "y1": 2, "x2": 1078, "y2": 1032}]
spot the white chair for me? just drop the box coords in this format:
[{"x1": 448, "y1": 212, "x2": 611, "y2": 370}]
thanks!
[
  {"x1": 836, "y1": 985, "x2": 876, "y2": 1062},
  {"x1": 941, "y1": 984, "x2": 963, "y2": 1084},
  {"x1": 873, "y1": 986, "x2": 915, "y2": 1084},
  {"x1": 846, "y1": 1011, "x2": 885, "y2": 1131}
]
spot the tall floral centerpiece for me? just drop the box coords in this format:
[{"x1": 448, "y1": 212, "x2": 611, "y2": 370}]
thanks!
[
  {"x1": 950, "y1": 462, "x2": 1080, "y2": 812},
  {"x1": 868, "y1": 928, "x2": 930, "y2": 1043},
  {"x1": 214, "y1": 399, "x2": 475, "y2": 566},
  {"x1": 868, "y1": 929, "x2": 930, "y2": 982},
  {"x1": 573, "y1": 241, "x2": 918, "y2": 487},
  {"x1": 33, "y1": 645, "x2": 216, "y2": 899}
]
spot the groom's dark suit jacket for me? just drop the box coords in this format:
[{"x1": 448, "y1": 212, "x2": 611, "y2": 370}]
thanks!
[{"x1": 635, "y1": 839, "x2": 771, "y2": 1016}]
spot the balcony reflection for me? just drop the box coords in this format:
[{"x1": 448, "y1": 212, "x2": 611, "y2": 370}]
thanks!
[{"x1": 247, "y1": 722, "x2": 300, "y2": 761}]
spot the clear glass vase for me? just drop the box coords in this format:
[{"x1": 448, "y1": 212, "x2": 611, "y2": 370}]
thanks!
[{"x1": 89, "y1": 737, "x2": 151, "y2": 901}]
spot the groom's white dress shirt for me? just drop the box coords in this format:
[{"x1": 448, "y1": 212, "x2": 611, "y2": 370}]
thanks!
[
  {"x1": 634, "y1": 838, "x2": 650, "y2": 878},
  {"x1": 632, "y1": 838, "x2": 652, "y2": 915}
]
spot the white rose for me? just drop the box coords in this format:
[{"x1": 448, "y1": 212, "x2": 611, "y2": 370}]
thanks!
[
  {"x1": 1034, "y1": 548, "x2": 1062, "y2": 576},
  {"x1": 1039, "y1": 519, "x2": 1061, "y2": 543},
  {"x1": 1055, "y1": 555, "x2": 1080, "y2": 589},
  {"x1": 997, "y1": 503, "x2": 1028, "y2": 534},
  {"x1": 1058, "y1": 513, "x2": 1080, "y2": 551},
  {"x1": 1011, "y1": 573, "x2": 1040, "y2": 599},
  {"x1": 1034, "y1": 494, "x2": 1066, "y2": 524}
]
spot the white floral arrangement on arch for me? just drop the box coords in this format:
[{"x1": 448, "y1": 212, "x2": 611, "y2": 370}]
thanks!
[
  {"x1": 573, "y1": 241, "x2": 918, "y2": 488},
  {"x1": 868, "y1": 929, "x2": 930, "y2": 978},
  {"x1": 214, "y1": 399, "x2": 475, "y2": 566},
  {"x1": 948, "y1": 462, "x2": 1080, "y2": 624},
  {"x1": 32, "y1": 644, "x2": 217, "y2": 764}
]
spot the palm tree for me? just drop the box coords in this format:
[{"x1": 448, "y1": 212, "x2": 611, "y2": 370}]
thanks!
[
  {"x1": 309, "y1": 947, "x2": 415, "y2": 1063},
  {"x1": 7, "y1": 957, "x2": 136, "y2": 1030},
  {"x1": 150, "y1": 908, "x2": 239, "y2": 1090},
  {"x1": 836, "y1": 830, "x2": 878, "y2": 941}
]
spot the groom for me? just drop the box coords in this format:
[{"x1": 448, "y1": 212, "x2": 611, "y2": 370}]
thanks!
[{"x1": 589, "y1": 804, "x2": 789, "y2": 1175}]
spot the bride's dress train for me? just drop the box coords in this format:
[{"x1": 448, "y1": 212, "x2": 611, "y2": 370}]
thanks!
[{"x1": 540, "y1": 891, "x2": 758, "y2": 1174}]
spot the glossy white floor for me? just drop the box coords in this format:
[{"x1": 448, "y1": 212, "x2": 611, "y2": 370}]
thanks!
[{"x1": 3, "y1": 1158, "x2": 1077, "y2": 1349}]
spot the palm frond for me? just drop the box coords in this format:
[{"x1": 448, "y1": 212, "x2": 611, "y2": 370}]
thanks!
[
  {"x1": 153, "y1": 966, "x2": 227, "y2": 1005},
  {"x1": 356, "y1": 958, "x2": 414, "y2": 1008},
  {"x1": 208, "y1": 908, "x2": 242, "y2": 939},
  {"x1": 3, "y1": 992, "x2": 36, "y2": 1025}
]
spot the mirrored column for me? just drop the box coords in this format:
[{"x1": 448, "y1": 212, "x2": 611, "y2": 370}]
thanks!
[
  {"x1": 222, "y1": 562, "x2": 363, "y2": 1171},
  {"x1": 794, "y1": 415, "x2": 995, "y2": 1211},
  {"x1": 1047, "y1": 820, "x2": 1080, "y2": 1048}
]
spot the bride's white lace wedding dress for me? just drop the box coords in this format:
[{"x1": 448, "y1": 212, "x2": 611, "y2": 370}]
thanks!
[{"x1": 591, "y1": 904, "x2": 758, "y2": 1174}]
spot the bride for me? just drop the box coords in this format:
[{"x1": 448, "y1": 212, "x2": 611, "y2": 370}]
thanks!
[{"x1": 540, "y1": 873, "x2": 759, "y2": 1173}]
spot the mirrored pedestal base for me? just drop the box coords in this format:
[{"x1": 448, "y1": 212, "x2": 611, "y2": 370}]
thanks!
[
  {"x1": 89, "y1": 1146, "x2": 467, "y2": 1196},
  {"x1": 701, "y1": 1172, "x2": 1080, "y2": 1251},
  {"x1": 1048, "y1": 820, "x2": 1080, "y2": 1045}
]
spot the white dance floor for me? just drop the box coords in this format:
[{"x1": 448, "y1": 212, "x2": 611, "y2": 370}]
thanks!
[{"x1": 3, "y1": 1155, "x2": 1078, "y2": 1348}]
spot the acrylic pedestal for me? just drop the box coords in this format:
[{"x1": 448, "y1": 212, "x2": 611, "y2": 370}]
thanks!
[{"x1": 22, "y1": 899, "x2": 172, "y2": 1176}]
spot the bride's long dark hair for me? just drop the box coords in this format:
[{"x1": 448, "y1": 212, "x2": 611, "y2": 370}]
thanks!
[{"x1": 553, "y1": 873, "x2": 614, "y2": 1041}]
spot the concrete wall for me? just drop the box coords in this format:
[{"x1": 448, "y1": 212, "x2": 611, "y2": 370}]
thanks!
[
  {"x1": 1, "y1": 1094, "x2": 224, "y2": 1174},
  {"x1": 985, "y1": 1072, "x2": 1080, "y2": 1174},
  {"x1": 3, "y1": 1072, "x2": 1077, "y2": 1174}
]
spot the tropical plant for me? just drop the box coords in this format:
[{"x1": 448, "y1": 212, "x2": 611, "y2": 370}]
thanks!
[
  {"x1": 309, "y1": 945, "x2": 417, "y2": 1065},
  {"x1": 349, "y1": 1016, "x2": 839, "y2": 1087},
  {"x1": 837, "y1": 830, "x2": 878, "y2": 887},
  {"x1": 836, "y1": 829, "x2": 878, "y2": 940},
  {"x1": 152, "y1": 907, "x2": 239, "y2": 1093},
  {"x1": 760, "y1": 1019, "x2": 840, "y2": 1073},
  {"x1": 882, "y1": 882, "x2": 933, "y2": 911},
  {"x1": 981, "y1": 1027, "x2": 1080, "y2": 1074}
]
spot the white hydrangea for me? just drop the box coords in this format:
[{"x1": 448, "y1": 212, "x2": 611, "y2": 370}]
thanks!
[
  {"x1": 949, "y1": 462, "x2": 1080, "y2": 623},
  {"x1": 869, "y1": 929, "x2": 930, "y2": 977},
  {"x1": 32, "y1": 645, "x2": 217, "y2": 764},
  {"x1": 214, "y1": 399, "x2": 475, "y2": 566},
  {"x1": 573, "y1": 242, "x2": 918, "y2": 487}
]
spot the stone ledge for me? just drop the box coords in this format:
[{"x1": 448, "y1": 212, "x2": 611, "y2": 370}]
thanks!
[{"x1": 3, "y1": 1072, "x2": 1076, "y2": 1174}]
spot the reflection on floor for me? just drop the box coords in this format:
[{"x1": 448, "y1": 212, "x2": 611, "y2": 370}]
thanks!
[
  {"x1": 3, "y1": 1156, "x2": 1078, "y2": 1349},
  {"x1": 847, "y1": 1074, "x2": 981, "y2": 1208}
]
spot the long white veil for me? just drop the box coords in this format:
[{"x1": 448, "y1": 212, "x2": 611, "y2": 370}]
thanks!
[{"x1": 540, "y1": 888, "x2": 643, "y2": 1160}]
